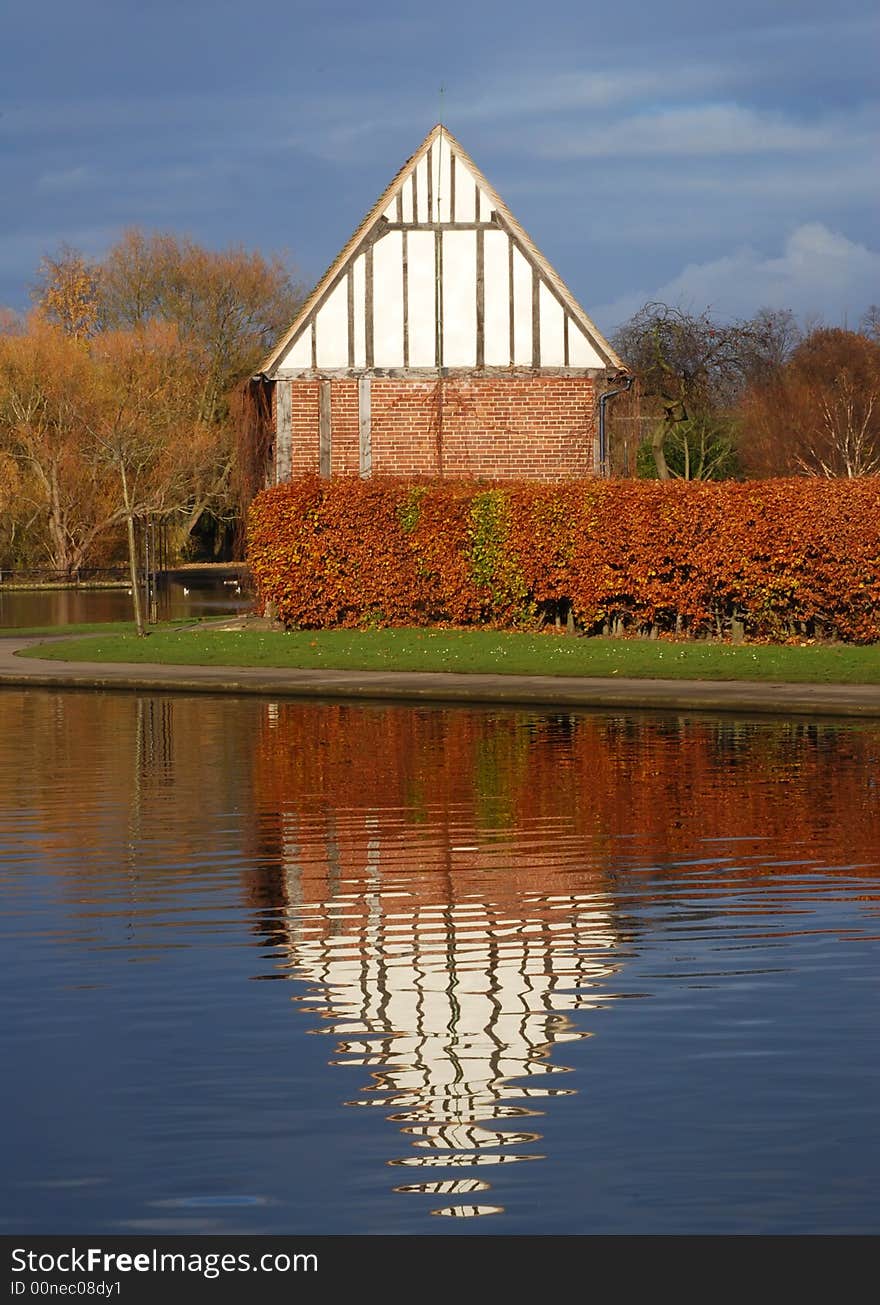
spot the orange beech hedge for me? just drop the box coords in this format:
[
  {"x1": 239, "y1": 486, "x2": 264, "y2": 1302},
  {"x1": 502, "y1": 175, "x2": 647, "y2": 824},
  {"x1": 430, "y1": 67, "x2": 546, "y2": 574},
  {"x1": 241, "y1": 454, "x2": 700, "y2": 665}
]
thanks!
[{"x1": 246, "y1": 476, "x2": 880, "y2": 642}]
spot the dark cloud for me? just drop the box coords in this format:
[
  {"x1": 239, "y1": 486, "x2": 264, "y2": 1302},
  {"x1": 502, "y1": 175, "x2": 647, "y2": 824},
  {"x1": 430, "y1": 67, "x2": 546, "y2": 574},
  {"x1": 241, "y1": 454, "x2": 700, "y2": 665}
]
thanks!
[{"x1": 1, "y1": 1, "x2": 877, "y2": 326}]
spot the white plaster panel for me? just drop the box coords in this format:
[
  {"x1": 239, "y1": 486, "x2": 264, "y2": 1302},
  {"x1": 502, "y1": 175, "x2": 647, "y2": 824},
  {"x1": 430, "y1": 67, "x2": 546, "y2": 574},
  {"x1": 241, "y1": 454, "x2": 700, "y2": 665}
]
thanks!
[
  {"x1": 478, "y1": 186, "x2": 493, "y2": 222},
  {"x1": 454, "y1": 156, "x2": 476, "y2": 222},
  {"x1": 415, "y1": 154, "x2": 429, "y2": 223},
  {"x1": 353, "y1": 255, "x2": 366, "y2": 368},
  {"x1": 407, "y1": 230, "x2": 436, "y2": 366},
  {"x1": 384, "y1": 990, "x2": 421, "y2": 1032},
  {"x1": 539, "y1": 281, "x2": 566, "y2": 366},
  {"x1": 401, "y1": 174, "x2": 414, "y2": 224},
  {"x1": 373, "y1": 231, "x2": 404, "y2": 367},
  {"x1": 512, "y1": 245, "x2": 533, "y2": 365},
  {"x1": 435, "y1": 133, "x2": 452, "y2": 222},
  {"x1": 383, "y1": 197, "x2": 397, "y2": 220},
  {"x1": 568, "y1": 322, "x2": 605, "y2": 367},
  {"x1": 483, "y1": 229, "x2": 511, "y2": 366},
  {"x1": 280, "y1": 330, "x2": 311, "y2": 370},
  {"x1": 442, "y1": 230, "x2": 476, "y2": 367},
  {"x1": 314, "y1": 277, "x2": 348, "y2": 368}
]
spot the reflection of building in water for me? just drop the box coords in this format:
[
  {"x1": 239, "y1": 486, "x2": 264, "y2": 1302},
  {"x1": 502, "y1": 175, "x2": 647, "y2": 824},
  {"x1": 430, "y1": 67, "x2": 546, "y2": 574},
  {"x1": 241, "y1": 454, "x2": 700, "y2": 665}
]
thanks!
[
  {"x1": 249, "y1": 701, "x2": 880, "y2": 1217},
  {"x1": 266, "y1": 813, "x2": 621, "y2": 1219}
]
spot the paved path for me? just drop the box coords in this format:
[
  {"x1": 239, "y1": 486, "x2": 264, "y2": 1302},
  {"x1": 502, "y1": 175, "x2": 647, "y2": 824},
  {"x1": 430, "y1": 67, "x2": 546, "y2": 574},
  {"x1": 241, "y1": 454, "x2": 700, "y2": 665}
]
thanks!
[{"x1": 2, "y1": 635, "x2": 880, "y2": 718}]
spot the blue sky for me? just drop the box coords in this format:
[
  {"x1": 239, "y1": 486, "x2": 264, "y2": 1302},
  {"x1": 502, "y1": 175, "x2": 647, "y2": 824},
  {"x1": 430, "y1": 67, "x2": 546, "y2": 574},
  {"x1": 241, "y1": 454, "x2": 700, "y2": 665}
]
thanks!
[{"x1": 1, "y1": 0, "x2": 877, "y2": 335}]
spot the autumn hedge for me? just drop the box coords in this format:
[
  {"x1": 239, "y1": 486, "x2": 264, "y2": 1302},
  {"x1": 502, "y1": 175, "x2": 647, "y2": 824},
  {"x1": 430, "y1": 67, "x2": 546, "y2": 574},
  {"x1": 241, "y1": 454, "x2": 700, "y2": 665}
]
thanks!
[{"x1": 246, "y1": 476, "x2": 880, "y2": 643}]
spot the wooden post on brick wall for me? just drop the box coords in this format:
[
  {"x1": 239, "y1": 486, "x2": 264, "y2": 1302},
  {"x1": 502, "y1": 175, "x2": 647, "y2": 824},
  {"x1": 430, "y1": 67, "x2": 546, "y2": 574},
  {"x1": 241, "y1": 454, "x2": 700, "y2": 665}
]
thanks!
[
  {"x1": 358, "y1": 376, "x2": 372, "y2": 478},
  {"x1": 275, "y1": 381, "x2": 291, "y2": 483},
  {"x1": 319, "y1": 381, "x2": 332, "y2": 478}
]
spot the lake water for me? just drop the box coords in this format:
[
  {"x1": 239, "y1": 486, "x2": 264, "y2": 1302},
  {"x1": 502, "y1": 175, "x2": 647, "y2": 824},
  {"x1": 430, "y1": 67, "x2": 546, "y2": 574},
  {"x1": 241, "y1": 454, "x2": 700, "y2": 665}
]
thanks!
[
  {"x1": 0, "y1": 574, "x2": 251, "y2": 629},
  {"x1": 1, "y1": 692, "x2": 879, "y2": 1235}
]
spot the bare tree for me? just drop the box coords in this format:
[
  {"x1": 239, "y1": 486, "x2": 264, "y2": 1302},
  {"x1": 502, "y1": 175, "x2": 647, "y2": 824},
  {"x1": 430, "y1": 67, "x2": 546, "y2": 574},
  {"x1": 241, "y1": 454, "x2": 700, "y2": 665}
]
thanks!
[
  {"x1": 860, "y1": 305, "x2": 880, "y2": 343},
  {"x1": 795, "y1": 375, "x2": 879, "y2": 478},
  {"x1": 613, "y1": 303, "x2": 786, "y2": 479}
]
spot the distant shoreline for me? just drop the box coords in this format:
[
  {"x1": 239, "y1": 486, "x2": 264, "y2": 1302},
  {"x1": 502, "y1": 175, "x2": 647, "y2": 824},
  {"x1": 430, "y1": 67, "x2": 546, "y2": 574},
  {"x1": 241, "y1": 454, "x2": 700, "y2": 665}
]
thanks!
[{"x1": 0, "y1": 581, "x2": 131, "y2": 592}]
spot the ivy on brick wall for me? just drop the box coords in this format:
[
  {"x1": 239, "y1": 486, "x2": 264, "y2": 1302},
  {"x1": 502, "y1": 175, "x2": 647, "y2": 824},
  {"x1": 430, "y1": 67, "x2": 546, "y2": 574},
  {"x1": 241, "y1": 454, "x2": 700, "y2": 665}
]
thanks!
[{"x1": 246, "y1": 476, "x2": 880, "y2": 643}]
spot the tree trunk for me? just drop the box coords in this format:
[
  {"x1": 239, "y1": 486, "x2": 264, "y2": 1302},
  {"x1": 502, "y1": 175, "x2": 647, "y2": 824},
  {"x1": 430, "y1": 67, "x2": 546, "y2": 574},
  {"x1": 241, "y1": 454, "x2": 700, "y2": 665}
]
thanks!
[
  {"x1": 651, "y1": 425, "x2": 670, "y2": 480},
  {"x1": 120, "y1": 463, "x2": 145, "y2": 636},
  {"x1": 47, "y1": 465, "x2": 71, "y2": 574}
]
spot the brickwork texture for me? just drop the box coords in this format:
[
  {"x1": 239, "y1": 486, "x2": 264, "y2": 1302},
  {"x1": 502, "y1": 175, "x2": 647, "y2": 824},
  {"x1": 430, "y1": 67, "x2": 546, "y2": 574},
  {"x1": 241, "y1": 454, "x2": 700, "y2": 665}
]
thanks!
[{"x1": 277, "y1": 375, "x2": 598, "y2": 481}]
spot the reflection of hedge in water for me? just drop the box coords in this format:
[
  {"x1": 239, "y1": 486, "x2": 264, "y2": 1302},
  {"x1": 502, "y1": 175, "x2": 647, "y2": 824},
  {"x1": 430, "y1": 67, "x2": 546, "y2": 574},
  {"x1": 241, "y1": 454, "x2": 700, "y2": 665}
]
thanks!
[
  {"x1": 248, "y1": 476, "x2": 880, "y2": 641},
  {"x1": 251, "y1": 705, "x2": 880, "y2": 896}
]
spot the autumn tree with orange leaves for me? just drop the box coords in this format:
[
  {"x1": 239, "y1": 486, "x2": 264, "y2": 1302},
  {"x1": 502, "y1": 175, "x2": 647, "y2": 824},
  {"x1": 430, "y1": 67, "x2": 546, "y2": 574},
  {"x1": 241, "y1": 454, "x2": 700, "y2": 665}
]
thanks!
[
  {"x1": 737, "y1": 328, "x2": 880, "y2": 478},
  {"x1": 0, "y1": 319, "x2": 111, "y2": 574},
  {"x1": 0, "y1": 317, "x2": 210, "y2": 625},
  {"x1": 86, "y1": 323, "x2": 213, "y2": 633},
  {"x1": 9, "y1": 231, "x2": 303, "y2": 566},
  {"x1": 31, "y1": 245, "x2": 101, "y2": 341},
  {"x1": 96, "y1": 230, "x2": 304, "y2": 553}
]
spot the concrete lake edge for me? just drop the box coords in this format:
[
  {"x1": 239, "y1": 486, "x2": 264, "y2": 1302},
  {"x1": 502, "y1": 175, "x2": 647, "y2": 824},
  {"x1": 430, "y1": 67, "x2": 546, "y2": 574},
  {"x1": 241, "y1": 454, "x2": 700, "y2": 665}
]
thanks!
[{"x1": 2, "y1": 635, "x2": 880, "y2": 719}]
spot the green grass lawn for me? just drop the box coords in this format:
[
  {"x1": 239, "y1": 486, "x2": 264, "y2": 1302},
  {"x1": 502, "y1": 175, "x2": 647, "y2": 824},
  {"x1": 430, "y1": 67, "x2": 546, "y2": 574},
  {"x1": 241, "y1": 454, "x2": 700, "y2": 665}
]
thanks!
[{"x1": 15, "y1": 625, "x2": 880, "y2": 683}]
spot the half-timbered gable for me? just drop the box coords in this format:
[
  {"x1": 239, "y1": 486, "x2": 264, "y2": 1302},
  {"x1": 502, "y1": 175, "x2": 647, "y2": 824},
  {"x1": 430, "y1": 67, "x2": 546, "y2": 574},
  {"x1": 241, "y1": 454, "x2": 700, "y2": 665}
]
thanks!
[{"x1": 259, "y1": 124, "x2": 625, "y2": 482}]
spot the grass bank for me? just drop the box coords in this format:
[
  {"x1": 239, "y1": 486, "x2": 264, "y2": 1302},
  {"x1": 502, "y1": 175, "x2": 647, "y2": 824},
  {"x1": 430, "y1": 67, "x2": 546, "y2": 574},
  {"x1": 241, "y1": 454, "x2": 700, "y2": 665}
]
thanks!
[
  {"x1": 0, "y1": 618, "x2": 221, "y2": 639},
  {"x1": 1, "y1": 621, "x2": 140, "y2": 638},
  {"x1": 16, "y1": 626, "x2": 880, "y2": 683}
]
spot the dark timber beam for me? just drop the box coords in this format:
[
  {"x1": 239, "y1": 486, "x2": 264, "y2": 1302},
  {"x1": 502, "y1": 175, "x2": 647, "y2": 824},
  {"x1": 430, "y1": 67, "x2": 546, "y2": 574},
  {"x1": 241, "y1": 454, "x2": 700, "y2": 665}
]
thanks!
[{"x1": 365, "y1": 244, "x2": 374, "y2": 370}]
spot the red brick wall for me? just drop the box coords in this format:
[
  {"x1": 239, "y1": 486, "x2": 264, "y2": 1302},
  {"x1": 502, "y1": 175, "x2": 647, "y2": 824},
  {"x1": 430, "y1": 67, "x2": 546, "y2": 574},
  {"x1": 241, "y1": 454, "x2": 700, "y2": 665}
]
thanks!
[
  {"x1": 330, "y1": 380, "x2": 359, "y2": 476},
  {"x1": 289, "y1": 380, "x2": 320, "y2": 477},
  {"x1": 282, "y1": 374, "x2": 598, "y2": 481}
]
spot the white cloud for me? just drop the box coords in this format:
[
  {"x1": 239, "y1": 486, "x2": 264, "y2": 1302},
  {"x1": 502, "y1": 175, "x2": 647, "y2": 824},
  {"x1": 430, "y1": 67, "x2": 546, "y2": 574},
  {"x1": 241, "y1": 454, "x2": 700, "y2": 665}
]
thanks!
[
  {"x1": 593, "y1": 223, "x2": 880, "y2": 332},
  {"x1": 36, "y1": 165, "x2": 91, "y2": 192},
  {"x1": 529, "y1": 102, "x2": 874, "y2": 159},
  {"x1": 452, "y1": 66, "x2": 728, "y2": 121}
]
